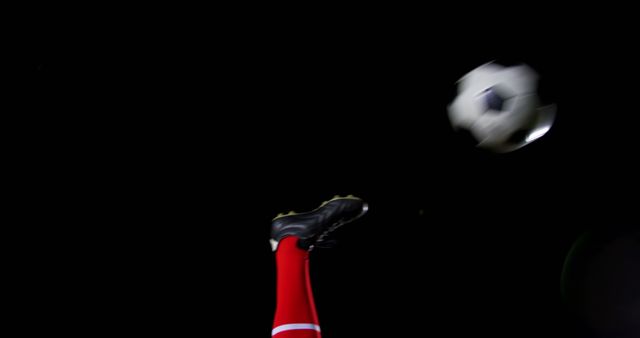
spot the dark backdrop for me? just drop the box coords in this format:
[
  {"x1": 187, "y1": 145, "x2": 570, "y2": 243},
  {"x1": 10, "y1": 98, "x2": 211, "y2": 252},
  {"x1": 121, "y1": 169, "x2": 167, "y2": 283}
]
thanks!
[{"x1": 23, "y1": 7, "x2": 639, "y2": 337}]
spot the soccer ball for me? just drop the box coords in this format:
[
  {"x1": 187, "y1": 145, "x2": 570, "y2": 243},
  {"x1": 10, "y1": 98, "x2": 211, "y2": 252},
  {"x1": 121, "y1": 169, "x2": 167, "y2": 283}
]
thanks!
[{"x1": 447, "y1": 62, "x2": 556, "y2": 153}]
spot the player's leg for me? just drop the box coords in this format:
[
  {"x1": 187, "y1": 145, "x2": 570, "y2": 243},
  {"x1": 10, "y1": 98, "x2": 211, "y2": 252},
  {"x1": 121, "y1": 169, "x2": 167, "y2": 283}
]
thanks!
[
  {"x1": 272, "y1": 236, "x2": 320, "y2": 338},
  {"x1": 270, "y1": 196, "x2": 368, "y2": 338}
]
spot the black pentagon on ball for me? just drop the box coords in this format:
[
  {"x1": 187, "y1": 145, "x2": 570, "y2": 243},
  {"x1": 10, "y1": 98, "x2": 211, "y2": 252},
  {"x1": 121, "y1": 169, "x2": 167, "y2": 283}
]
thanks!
[{"x1": 483, "y1": 87, "x2": 507, "y2": 112}]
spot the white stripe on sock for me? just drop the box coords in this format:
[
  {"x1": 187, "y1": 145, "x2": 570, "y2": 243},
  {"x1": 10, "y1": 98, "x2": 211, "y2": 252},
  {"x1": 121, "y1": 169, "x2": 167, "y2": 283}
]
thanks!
[{"x1": 272, "y1": 323, "x2": 321, "y2": 336}]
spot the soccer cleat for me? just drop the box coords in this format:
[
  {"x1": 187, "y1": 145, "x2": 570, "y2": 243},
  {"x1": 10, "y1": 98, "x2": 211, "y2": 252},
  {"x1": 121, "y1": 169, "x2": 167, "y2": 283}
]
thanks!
[{"x1": 270, "y1": 195, "x2": 368, "y2": 251}]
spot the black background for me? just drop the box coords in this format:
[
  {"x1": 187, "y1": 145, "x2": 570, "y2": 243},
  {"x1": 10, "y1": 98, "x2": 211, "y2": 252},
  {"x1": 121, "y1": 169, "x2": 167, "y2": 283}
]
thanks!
[{"x1": 22, "y1": 6, "x2": 639, "y2": 337}]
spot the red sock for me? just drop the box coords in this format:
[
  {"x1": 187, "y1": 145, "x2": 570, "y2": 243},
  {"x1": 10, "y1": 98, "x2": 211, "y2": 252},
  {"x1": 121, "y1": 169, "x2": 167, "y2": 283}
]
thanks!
[{"x1": 272, "y1": 236, "x2": 321, "y2": 338}]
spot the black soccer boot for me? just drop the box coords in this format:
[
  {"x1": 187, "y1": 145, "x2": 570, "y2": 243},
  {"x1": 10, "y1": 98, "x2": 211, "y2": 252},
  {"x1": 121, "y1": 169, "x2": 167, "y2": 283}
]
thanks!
[{"x1": 270, "y1": 195, "x2": 368, "y2": 251}]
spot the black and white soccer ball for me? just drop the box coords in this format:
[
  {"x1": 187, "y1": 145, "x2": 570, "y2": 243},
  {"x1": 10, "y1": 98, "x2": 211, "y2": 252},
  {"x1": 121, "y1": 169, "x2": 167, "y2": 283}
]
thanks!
[{"x1": 448, "y1": 62, "x2": 556, "y2": 153}]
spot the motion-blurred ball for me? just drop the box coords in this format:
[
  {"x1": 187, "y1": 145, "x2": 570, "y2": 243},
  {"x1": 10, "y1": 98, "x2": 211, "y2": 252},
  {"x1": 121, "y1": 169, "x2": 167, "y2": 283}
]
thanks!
[{"x1": 448, "y1": 62, "x2": 556, "y2": 152}]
